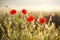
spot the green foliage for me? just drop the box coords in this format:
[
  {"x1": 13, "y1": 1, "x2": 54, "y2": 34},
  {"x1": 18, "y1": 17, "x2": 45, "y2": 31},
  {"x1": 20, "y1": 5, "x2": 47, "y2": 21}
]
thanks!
[{"x1": 0, "y1": 13, "x2": 59, "y2": 40}]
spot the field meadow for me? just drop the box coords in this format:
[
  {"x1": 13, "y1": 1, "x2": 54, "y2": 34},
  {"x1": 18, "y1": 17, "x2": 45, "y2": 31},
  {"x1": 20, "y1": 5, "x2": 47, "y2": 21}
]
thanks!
[{"x1": 0, "y1": 9, "x2": 60, "y2": 40}]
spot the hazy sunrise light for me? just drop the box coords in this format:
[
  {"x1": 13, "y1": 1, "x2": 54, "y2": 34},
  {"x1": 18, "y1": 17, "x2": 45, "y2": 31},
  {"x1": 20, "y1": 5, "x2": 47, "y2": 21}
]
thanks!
[{"x1": 0, "y1": 0, "x2": 60, "y2": 11}]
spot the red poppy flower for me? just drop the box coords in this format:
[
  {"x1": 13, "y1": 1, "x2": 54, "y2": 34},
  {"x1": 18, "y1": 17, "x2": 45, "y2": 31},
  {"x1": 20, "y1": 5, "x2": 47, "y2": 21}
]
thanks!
[
  {"x1": 26, "y1": 15, "x2": 34, "y2": 22},
  {"x1": 10, "y1": 9, "x2": 16, "y2": 15},
  {"x1": 39, "y1": 17, "x2": 46, "y2": 24},
  {"x1": 22, "y1": 9, "x2": 27, "y2": 15}
]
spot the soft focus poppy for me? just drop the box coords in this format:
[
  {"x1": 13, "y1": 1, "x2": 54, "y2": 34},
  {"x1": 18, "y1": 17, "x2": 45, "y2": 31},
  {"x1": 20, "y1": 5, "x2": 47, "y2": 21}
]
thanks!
[
  {"x1": 39, "y1": 17, "x2": 46, "y2": 24},
  {"x1": 22, "y1": 9, "x2": 27, "y2": 15},
  {"x1": 26, "y1": 15, "x2": 34, "y2": 22},
  {"x1": 10, "y1": 9, "x2": 16, "y2": 15}
]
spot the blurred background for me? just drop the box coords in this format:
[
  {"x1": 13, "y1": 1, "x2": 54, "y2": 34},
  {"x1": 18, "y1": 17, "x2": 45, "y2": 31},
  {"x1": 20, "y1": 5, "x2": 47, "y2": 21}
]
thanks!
[{"x1": 0, "y1": 0, "x2": 60, "y2": 11}]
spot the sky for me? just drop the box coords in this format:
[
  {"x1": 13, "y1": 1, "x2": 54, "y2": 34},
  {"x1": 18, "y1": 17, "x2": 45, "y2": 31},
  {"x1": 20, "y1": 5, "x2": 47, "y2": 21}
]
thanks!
[{"x1": 0, "y1": 0, "x2": 60, "y2": 11}]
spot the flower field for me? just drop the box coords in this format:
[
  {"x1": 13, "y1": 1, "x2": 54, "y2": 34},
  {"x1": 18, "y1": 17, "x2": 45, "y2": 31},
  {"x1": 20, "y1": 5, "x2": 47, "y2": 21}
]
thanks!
[{"x1": 0, "y1": 9, "x2": 60, "y2": 40}]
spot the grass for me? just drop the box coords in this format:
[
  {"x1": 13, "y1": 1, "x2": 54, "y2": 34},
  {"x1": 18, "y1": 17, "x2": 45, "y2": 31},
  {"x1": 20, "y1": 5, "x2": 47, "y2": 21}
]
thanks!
[{"x1": 0, "y1": 11, "x2": 59, "y2": 40}]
